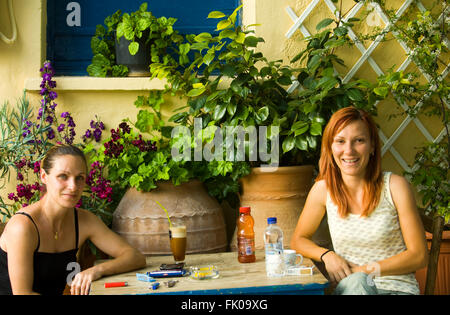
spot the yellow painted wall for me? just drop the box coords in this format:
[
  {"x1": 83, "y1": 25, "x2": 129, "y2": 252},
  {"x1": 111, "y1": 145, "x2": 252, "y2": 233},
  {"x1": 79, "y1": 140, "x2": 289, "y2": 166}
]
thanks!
[{"x1": 0, "y1": 0, "x2": 445, "y2": 209}]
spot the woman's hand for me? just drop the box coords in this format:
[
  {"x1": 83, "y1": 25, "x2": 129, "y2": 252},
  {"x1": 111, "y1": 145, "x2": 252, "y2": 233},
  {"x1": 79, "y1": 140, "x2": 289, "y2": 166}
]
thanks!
[
  {"x1": 322, "y1": 251, "x2": 353, "y2": 283},
  {"x1": 70, "y1": 267, "x2": 101, "y2": 295}
]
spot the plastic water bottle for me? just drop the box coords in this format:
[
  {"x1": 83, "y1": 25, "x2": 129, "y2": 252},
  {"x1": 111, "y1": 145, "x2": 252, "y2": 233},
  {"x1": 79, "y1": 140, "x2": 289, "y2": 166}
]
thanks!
[{"x1": 264, "y1": 217, "x2": 284, "y2": 277}]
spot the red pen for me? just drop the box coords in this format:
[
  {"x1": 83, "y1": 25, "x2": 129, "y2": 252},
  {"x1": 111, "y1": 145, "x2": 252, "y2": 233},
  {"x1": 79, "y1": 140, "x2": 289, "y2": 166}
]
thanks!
[{"x1": 104, "y1": 281, "x2": 128, "y2": 288}]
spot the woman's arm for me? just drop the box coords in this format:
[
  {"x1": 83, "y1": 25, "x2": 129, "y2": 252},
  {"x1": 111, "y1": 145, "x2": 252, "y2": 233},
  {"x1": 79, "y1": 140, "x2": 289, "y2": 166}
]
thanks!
[
  {"x1": 290, "y1": 180, "x2": 353, "y2": 283},
  {"x1": 351, "y1": 174, "x2": 428, "y2": 276},
  {"x1": 3, "y1": 215, "x2": 40, "y2": 295},
  {"x1": 70, "y1": 210, "x2": 146, "y2": 295}
]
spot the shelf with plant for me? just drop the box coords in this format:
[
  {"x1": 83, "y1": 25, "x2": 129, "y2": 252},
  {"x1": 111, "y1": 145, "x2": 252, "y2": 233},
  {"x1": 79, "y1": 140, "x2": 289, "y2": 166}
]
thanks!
[{"x1": 87, "y1": 2, "x2": 183, "y2": 77}]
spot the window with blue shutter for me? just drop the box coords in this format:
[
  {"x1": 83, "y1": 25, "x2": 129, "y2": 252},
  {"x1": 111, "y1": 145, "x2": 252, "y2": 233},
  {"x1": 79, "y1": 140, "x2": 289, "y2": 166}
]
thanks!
[{"x1": 47, "y1": 0, "x2": 241, "y2": 76}]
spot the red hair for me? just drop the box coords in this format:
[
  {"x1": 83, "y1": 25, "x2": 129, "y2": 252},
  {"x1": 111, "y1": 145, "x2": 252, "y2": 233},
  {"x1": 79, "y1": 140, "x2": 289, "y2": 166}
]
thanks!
[{"x1": 317, "y1": 107, "x2": 383, "y2": 218}]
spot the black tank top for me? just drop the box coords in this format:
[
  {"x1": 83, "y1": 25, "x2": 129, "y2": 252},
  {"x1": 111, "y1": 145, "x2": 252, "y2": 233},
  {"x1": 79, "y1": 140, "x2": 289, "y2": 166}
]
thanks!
[{"x1": 0, "y1": 209, "x2": 79, "y2": 295}]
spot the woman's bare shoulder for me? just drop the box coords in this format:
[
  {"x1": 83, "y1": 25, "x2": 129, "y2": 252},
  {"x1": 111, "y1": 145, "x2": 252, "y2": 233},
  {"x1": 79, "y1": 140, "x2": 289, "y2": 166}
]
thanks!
[
  {"x1": 1, "y1": 209, "x2": 39, "y2": 251},
  {"x1": 308, "y1": 179, "x2": 328, "y2": 205}
]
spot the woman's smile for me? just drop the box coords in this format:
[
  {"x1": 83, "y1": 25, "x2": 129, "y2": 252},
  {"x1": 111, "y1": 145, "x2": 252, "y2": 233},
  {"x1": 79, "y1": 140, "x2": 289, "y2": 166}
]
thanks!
[{"x1": 331, "y1": 120, "x2": 374, "y2": 178}]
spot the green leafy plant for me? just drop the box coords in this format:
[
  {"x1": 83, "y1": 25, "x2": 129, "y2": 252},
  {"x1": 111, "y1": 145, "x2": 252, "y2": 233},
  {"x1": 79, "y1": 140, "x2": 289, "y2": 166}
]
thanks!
[
  {"x1": 151, "y1": 4, "x2": 377, "y2": 169},
  {"x1": 86, "y1": 90, "x2": 250, "y2": 202},
  {"x1": 87, "y1": 2, "x2": 183, "y2": 77},
  {"x1": 363, "y1": 0, "x2": 449, "y2": 223}
]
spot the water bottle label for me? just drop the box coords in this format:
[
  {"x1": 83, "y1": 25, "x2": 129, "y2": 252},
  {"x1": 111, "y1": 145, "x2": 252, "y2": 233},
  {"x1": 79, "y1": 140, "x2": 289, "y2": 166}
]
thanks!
[{"x1": 265, "y1": 250, "x2": 284, "y2": 277}]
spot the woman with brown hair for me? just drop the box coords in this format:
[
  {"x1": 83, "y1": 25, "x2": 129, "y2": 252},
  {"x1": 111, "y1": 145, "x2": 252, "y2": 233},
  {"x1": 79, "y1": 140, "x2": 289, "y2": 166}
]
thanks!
[
  {"x1": 0, "y1": 144, "x2": 146, "y2": 295},
  {"x1": 290, "y1": 107, "x2": 428, "y2": 295}
]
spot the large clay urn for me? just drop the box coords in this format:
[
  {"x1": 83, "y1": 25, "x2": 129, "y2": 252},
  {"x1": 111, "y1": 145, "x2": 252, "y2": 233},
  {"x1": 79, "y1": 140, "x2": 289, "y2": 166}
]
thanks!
[
  {"x1": 231, "y1": 165, "x2": 331, "y2": 250},
  {"x1": 112, "y1": 180, "x2": 227, "y2": 256}
]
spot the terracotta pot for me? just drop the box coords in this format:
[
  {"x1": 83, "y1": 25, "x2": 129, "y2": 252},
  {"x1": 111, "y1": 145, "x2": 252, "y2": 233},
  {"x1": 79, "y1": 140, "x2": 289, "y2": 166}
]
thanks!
[
  {"x1": 231, "y1": 165, "x2": 331, "y2": 250},
  {"x1": 415, "y1": 230, "x2": 450, "y2": 295},
  {"x1": 112, "y1": 180, "x2": 227, "y2": 256}
]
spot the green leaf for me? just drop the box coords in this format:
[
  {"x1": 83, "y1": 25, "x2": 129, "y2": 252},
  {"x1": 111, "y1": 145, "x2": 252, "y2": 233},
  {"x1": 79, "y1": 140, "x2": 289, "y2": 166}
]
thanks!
[
  {"x1": 307, "y1": 135, "x2": 317, "y2": 149},
  {"x1": 334, "y1": 26, "x2": 348, "y2": 37},
  {"x1": 277, "y1": 76, "x2": 292, "y2": 85},
  {"x1": 128, "y1": 42, "x2": 139, "y2": 55},
  {"x1": 310, "y1": 121, "x2": 322, "y2": 136},
  {"x1": 227, "y1": 103, "x2": 237, "y2": 116},
  {"x1": 179, "y1": 43, "x2": 190, "y2": 55},
  {"x1": 316, "y1": 76, "x2": 339, "y2": 90},
  {"x1": 244, "y1": 36, "x2": 264, "y2": 47},
  {"x1": 373, "y1": 86, "x2": 389, "y2": 98},
  {"x1": 208, "y1": 11, "x2": 226, "y2": 19},
  {"x1": 236, "y1": 32, "x2": 246, "y2": 44},
  {"x1": 216, "y1": 19, "x2": 232, "y2": 31},
  {"x1": 194, "y1": 32, "x2": 213, "y2": 42},
  {"x1": 282, "y1": 137, "x2": 295, "y2": 153},
  {"x1": 316, "y1": 18, "x2": 334, "y2": 30},
  {"x1": 347, "y1": 88, "x2": 364, "y2": 101},
  {"x1": 187, "y1": 87, "x2": 206, "y2": 97},
  {"x1": 213, "y1": 104, "x2": 227, "y2": 121},
  {"x1": 324, "y1": 38, "x2": 346, "y2": 49},
  {"x1": 256, "y1": 106, "x2": 269, "y2": 122},
  {"x1": 295, "y1": 136, "x2": 308, "y2": 150},
  {"x1": 307, "y1": 55, "x2": 321, "y2": 72},
  {"x1": 203, "y1": 53, "x2": 215, "y2": 65},
  {"x1": 129, "y1": 174, "x2": 144, "y2": 188}
]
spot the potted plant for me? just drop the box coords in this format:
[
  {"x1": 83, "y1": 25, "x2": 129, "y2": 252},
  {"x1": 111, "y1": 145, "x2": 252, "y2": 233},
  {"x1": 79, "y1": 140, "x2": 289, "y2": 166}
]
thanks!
[
  {"x1": 150, "y1": 6, "x2": 378, "y2": 249},
  {"x1": 86, "y1": 90, "x2": 237, "y2": 255},
  {"x1": 87, "y1": 2, "x2": 183, "y2": 77},
  {"x1": 362, "y1": 0, "x2": 449, "y2": 294}
]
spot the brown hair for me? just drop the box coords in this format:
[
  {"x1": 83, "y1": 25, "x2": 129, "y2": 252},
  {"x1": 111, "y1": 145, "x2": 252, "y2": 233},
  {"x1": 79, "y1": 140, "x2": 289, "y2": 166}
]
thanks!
[
  {"x1": 41, "y1": 144, "x2": 87, "y2": 174},
  {"x1": 317, "y1": 107, "x2": 383, "y2": 218}
]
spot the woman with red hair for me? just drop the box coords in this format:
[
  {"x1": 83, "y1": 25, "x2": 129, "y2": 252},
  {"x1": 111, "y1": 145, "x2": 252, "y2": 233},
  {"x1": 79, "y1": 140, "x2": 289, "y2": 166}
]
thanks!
[{"x1": 290, "y1": 107, "x2": 428, "y2": 295}]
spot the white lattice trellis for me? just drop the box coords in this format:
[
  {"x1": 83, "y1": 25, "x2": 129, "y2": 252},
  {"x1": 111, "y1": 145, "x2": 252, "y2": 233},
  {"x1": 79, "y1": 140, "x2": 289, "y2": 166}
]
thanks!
[{"x1": 285, "y1": 0, "x2": 449, "y2": 172}]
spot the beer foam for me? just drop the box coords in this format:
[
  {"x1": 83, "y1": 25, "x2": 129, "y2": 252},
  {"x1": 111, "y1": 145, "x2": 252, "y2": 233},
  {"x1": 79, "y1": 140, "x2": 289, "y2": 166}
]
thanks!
[{"x1": 170, "y1": 226, "x2": 186, "y2": 238}]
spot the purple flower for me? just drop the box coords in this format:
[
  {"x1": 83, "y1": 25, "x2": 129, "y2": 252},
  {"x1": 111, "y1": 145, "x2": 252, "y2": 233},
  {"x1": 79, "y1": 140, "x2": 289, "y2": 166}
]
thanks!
[
  {"x1": 42, "y1": 73, "x2": 52, "y2": 81},
  {"x1": 57, "y1": 124, "x2": 65, "y2": 132},
  {"x1": 67, "y1": 118, "x2": 76, "y2": 128},
  {"x1": 61, "y1": 112, "x2": 70, "y2": 118},
  {"x1": 93, "y1": 128, "x2": 102, "y2": 142},
  {"x1": 48, "y1": 91, "x2": 58, "y2": 100},
  {"x1": 33, "y1": 162, "x2": 40, "y2": 174},
  {"x1": 47, "y1": 128, "x2": 55, "y2": 140},
  {"x1": 84, "y1": 129, "x2": 92, "y2": 138}
]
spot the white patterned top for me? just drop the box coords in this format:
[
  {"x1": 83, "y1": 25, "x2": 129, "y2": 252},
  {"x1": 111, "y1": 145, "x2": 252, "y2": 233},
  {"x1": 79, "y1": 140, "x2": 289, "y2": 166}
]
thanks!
[{"x1": 326, "y1": 172, "x2": 420, "y2": 295}]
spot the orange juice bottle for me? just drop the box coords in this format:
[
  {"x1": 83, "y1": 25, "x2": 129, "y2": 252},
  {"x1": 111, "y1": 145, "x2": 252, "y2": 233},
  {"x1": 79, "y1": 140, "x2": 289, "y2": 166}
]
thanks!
[{"x1": 237, "y1": 206, "x2": 256, "y2": 263}]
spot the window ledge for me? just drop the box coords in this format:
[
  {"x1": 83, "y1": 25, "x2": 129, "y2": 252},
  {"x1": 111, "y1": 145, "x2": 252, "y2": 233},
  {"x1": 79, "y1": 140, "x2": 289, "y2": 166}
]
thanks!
[{"x1": 25, "y1": 77, "x2": 167, "y2": 92}]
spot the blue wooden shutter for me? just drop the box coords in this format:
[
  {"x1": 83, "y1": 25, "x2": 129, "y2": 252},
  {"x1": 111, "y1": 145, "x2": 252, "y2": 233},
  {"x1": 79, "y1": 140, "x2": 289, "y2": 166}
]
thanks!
[{"x1": 47, "y1": 0, "x2": 241, "y2": 76}]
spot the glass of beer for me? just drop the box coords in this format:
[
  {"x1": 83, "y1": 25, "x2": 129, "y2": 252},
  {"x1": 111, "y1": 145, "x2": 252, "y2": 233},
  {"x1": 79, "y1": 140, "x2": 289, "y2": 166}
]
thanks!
[{"x1": 169, "y1": 225, "x2": 187, "y2": 263}]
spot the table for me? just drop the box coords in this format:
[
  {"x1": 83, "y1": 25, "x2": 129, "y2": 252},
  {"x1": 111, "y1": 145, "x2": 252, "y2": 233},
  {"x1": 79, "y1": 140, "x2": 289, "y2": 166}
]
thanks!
[{"x1": 90, "y1": 250, "x2": 329, "y2": 295}]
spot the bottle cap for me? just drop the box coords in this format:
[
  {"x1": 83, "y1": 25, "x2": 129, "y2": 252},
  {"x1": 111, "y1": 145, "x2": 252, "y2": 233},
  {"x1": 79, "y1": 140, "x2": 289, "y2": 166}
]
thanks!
[
  {"x1": 239, "y1": 207, "x2": 251, "y2": 214},
  {"x1": 267, "y1": 217, "x2": 277, "y2": 224}
]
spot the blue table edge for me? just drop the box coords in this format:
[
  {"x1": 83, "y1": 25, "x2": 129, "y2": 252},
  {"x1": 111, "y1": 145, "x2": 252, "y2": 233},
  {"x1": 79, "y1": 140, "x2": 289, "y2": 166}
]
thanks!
[{"x1": 138, "y1": 282, "x2": 329, "y2": 295}]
